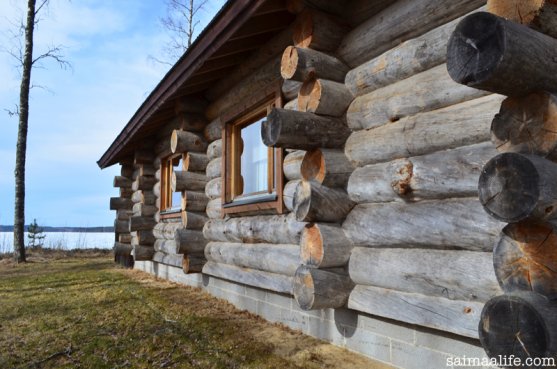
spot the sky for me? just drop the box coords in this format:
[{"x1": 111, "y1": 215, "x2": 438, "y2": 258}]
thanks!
[{"x1": 0, "y1": 0, "x2": 226, "y2": 227}]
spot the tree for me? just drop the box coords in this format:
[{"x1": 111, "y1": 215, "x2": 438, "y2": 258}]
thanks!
[
  {"x1": 27, "y1": 219, "x2": 46, "y2": 248},
  {"x1": 7, "y1": 0, "x2": 70, "y2": 263}
]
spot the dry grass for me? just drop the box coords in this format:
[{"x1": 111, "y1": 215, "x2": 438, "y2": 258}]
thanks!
[{"x1": 0, "y1": 256, "x2": 392, "y2": 369}]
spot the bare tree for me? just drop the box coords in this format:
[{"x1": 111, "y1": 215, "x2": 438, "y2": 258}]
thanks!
[{"x1": 6, "y1": 0, "x2": 70, "y2": 263}]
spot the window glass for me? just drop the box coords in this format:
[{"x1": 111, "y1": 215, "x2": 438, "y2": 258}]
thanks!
[
  {"x1": 240, "y1": 118, "x2": 268, "y2": 195},
  {"x1": 171, "y1": 157, "x2": 183, "y2": 209}
]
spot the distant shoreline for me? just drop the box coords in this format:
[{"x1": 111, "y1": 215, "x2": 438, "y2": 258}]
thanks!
[{"x1": 0, "y1": 226, "x2": 114, "y2": 233}]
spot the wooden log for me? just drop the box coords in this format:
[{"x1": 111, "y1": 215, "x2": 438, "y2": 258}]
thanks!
[
  {"x1": 179, "y1": 113, "x2": 206, "y2": 132},
  {"x1": 350, "y1": 247, "x2": 500, "y2": 302},
  {"x1": 131, "y1": 176, "x2": 157, "y2": 192},
  {"x1": 202, "y1": 261, "x2": 294, "y2": 294},
  {"x1": 134, "y1": 230, "x2": 155, "y2": 245},
  {"x1": 342, "y1": 0, "x2": 395, "y2": 26},
  {"x1": 282, "y1": 80, "x2": 302, "y2": 101},
  {"x1": 133, "y1": 245, "x2": 154, "y2": 261},
  {"x1": 154, "y1": 137, "x2": 172, "y2": 157},
  {"x1": 349, "y1": 285, "x2": 482, "y2": 339},
  {"x1": 110, "y1": 197, "x2": 133, "y2": 210},
  {"x1": 205, "y1": 242, "x2": 299, "y2": 275},
  {"x1": 343, "y1": 198, "x2": 504, "y2": 251},
  {"x1": 114, "y1": 242, "x2": 132, "y2": 255},
  {"x1": 293, "y1": 180, "x2": 354, "y2": 222},
  {"x1": 129, "y1": 216, "x2": 156, "y2": 232},
  {"x1": 205, "y1": 177, "x2": 221, "y2": 200},
  {"x1": 491, "y1": 92, "x2": 557, "y2": 160},
  {"x1": 132, "y1": 203, "x2": 157, "y2": 217},
  {"x1": 206, "y1": 198, "x2": 222, "y2": 219},
  {"x1": 347, "y1": 142, "x2": 498, "y2": 203},
  {"x1": 131, "y1": 190, "x2": 156, "y2": 205},
  {"x1": 283, "y1": 150, "x2": 305, "y2": 181},
  {"x1": 207, "y1": 139, "x2": 222, "y2": 160},
  {"x1": 203, "y1": 214, "x2": 305, "y2": 244},
  {"x1": 301, "y1": 148, "x2": 353, "y2": 188},
  {"x1": 347, "y1": 64, "x2": 488, "y2": 131},
  {"x1": 182, "y1": 211, "x2": 207, "y2": 230},
  {"x1": 119, "y1": 188, "x2": 133, "y2": 198},
  {"x1": 286, "y1": 0, "x2": 346, "y2": 17},
  {"x1": 479, "y1": 291, "x2": 557, "y2": 362},
  {"x1": 292, "y1": 9, "x2": 348, "y2": 52},
  {"x1": 172, "y1": 170, "x2": 207, "y2": 192},
  {"x1": 494, "y1": 221, "x2": 557, "y2": 298},
  {"x1": 280, "y1": 46, "x2": 349, "y2": 83},
  {"x1": 182, "y1": 191, "x2": 208, "y2": 212},
  {"x1": 116, "y1": 209, "x2": 131, "y2": 221},
  {"x1": 170, "y1": 130, "x2": 207, "y2": 154},
  {"x1": 479, "y1": 153, "x2": 557, "y2": 224},
  {"x1": 174, "y1": 97, "x2": 208, "y2": 114},
  {"x1": 113, "y1": 176, "x2": 132, "y2": 188},
  {"x1": 153, "y1": 239, "x2": 178, "y2": 254},
  {"x1": 345, "y1": 94, "x2": 504, "y2": 166},
  {"x1": 487, "y1": 0, "x2": 557, "y2": 39},
  {"x1": 152, "y1": 251, "x2": 183, "y2": 268},
  {"x1": 203, "y1": 118, "x2": 222, "y2": 142},
  {"x1": 300, "y1": 223, "x2": 353, "y2": 268},
  {"x1": 114, "y1": 220, "x2": 129, "y2": 233},
  {"x1": 153, "y1": 182, "x2": 161, "y2": 198},
  {"x1": 337, "y1": 0, "x2": 485, "y2": 68},
  {"x1": 447, "y1": 12, "x2": 557, "y2": 96},
  {"x1": 284, "y1": 98, "x2": 298, "y2": 111},
  {"x1": 134, "y1": 149, "x2": 154, "y2": 165},
  {"x1": 184, "y1": 152, "x2": 209, "y2": 172},
  {"x1": 262, "y1": 109, "x2": 350, "y2": 150},
  {"x1": 183, "y1": 255, "x2": 206, "y2": 273},
  {"x1": 283, "y1": 179, "x2": 301, "y2": 212},
  {"x1": 120, "y1": 164, "x2": 134, "y2": 179},
  {"x1": 206, "y1": 157, "x2": 221, "y2": 180},
  {"x1": 293, "y1": 266, "x2": 353, "y2": 310},
  {"x1": 298, "y1": 78, "x2": 353, "y2": 117},
  {"x1": 118, "y1": 233, "x2": 132, "y2": 244},
  {"x1": 153, "y1": 222, "x2": 183, "y2": 240},
  {"x1": 174, "y1": 229, "x2": 207, "y2": 254}
]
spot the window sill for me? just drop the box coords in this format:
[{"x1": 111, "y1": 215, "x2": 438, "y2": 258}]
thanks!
[
  {"x1": 223, "y1": 193, "x2": 277, "y2": 208},
  {"x1": 160, "y1": 208, "x2": 182, "y2": 220}
]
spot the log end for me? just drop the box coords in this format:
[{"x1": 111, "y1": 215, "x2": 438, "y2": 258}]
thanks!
[
  {"x1": 280, "y1": 46, "x2": 299, "y2": 80},
  {"x1": 300, "y1": 223, "x2": 324, "y2": 267},
  {"x1": 293, "y1": 180, "x2": 312, "y2": 222},
  {"x1": 300, "y1": 149, "x2": 325, "y2": 183},
  {"x1": 293, "y1": 265, "x2": 316, "y2": 310},
  {"x1": 293, "y1": 10, "x2": 313, "y2": 48},
  {"x1": 297, "y1": 78, "x2": 321, "y2": 113},
  {"x1": 261, "y1": 109, "x2": 282, "y2": 147},
  {"x1": 170, "y1": 130, "x2": 179, "y2": 153},
  {"x1": 486, "y1": 0, "x2": 542, "y2": 25}
]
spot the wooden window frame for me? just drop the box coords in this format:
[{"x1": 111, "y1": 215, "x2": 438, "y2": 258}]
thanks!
[
  {"x1": 221, "y1": 87, "x2": 284, "y2": 216},
  {"x1": 160, "y1": 153, "x2": 184, "y2": 219}
]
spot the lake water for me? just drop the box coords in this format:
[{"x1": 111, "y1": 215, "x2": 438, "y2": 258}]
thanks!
[{"x1": 0, "y1": 232, "x2": 114, "y2": 253}]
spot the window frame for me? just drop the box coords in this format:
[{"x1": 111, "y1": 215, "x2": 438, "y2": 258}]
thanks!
[{"x1": 160, "y1": 153, "x2": 184, "y2": 218}]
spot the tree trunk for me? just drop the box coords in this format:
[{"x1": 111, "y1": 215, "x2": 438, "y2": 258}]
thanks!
[
  {"x1": 298, "y1": 78, "x2": 353, "y2": 117},
  {"x1": 293, "y1": 266, "x2": 354, "y2": 310},
  {"x1": 294, "y1": 180, "x2": 354, "y2": 222},
  {"x1": 300, "y1": 223, "x2": 353, "y2": 268},
  {"x1": 301, "y1": 148, "x2": 353, "y2": 188},
  {"x1": 280, "y1": 46, "x2": 349, "y2": 83}
]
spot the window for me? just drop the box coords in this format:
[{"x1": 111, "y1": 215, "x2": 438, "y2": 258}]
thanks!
[
  {"x1": 222, "y1": 95, "x2": 284, "y2": 215},
  {"x1": 160, "y1": 153, "x2": 183, "y2": 214}
]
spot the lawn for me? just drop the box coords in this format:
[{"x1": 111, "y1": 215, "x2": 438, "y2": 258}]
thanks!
[{"x1": 0, "y1": 255, "x2": 390, "y2": 369}]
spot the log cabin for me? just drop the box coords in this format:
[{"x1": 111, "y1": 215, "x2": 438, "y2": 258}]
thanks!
[{"x1": 98, "y1": 0, "x2": 557, "y2": 367}]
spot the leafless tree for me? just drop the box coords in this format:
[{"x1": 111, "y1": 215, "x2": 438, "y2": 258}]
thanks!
[{"x1": 5, "y1": 0, "x2": 70, "y2": 263}]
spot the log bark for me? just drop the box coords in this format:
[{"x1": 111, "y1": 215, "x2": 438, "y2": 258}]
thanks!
[
  {"x1": 262, "y1": 108, "x2": 350, "y2": 150},
  {"x1": 170, "y1": 130, "x2": 207, "y2": 154},
  {"x1": 174, "y1": 229, "x2": 207, "y2": 254},
  {"x1": 118, "y1": 233, "x2": 132, "y2": 244},
  {"x1": 134, "y1": 149, "x2": 154, "y2": 165},
  {"x1": 182, "y1": 191, "x2": 208, "y2": 212},
  {"x1": 286, "y1": 0, "x2": 346, "y2": 17},
  {"x1": 172, "y1": 170, "x2": 207, "y2": 192},
  {"x1": 183, "y1": 255, "x2": 206, "y2": 273},
  {"x1": 152, "y1": 251, "x2": 183, "y2": 268},
  {"x1": 133, "y1": 245, "x2": 154, "y2": 261},
  {"x1": 284, "y1": 98, "x2": 298, "y2": 111},
  {"x1": 479, "y1": 153, "x2": 557, "y2": 224},
  {"x1": 202, "y1": 261, "x2": 294, "y2": 294},
  {"x1": 131, "y1": 190, "x2": 156, "y2": 205},
  {"x1": 345, "y1": 94, "x2": 504, "y2": 166},
  {"x1": 114, "y1": 219, "x2": 129, "y2": 233},
  {"x1": 282, "y1": 80, "x2": 302, "y2": 101},
  {"x1": 114, "y1": 242, "x2": 132, "y2": 255},
  {"x1": 153, "y1": 239, "x2": 178, "y2": 254},
  {"x1": 494, "y1": 221, "x2": 557, "y2": 298},
  {"x1": 479, "y1": 291, "x2": 557, "y2": 362},
  {"x1": 293, "y1": 266, "x2": 354, "y2": 310},
  {"x1": 447, "y1": 12, "x2": 557, "y2": 96},
  {"x1": 337, "y1": 0, "x2": 485, "y2": 67},
  {"x1": 280, "y1": 46, "x2": 349, "y2": 83},
  {"x1": 491, "y1": 92, "x2": 557, "y2": 160},
  {"x1": 207, "y1": 139, "x2": 222, "y2": 160},
  {"x1": 155, "y1": 137, "x2": 172, "y2": 157},
  {"x1": 205, "y1": 242, "x2": 299, "y2": 275},
  {"x1": 182, "y1": 211, "x2": 208, "y2": 230},
  {"x1": 292, "y1": 9, "x2": 348, "y2": 52},
  {"x1": 342, "y1": 0, "x2": 396, "y2": 26},
  {"x1": 174, "y1": 97, "x2": 208, "y2": 114},
  {"x1": 119, "y1": 188, "x2": 133, "y2": 198},
  {"x1": 205, "y1": 157, "x2": 221, "y2": 180},
  {"x1": 300, "y1": 223, "x2": 353, "y2": 268},
  {"x1": 301, "y1": 148, "x2": 353, "y2": 188},
  {"x1": 487, "y1": 0, "x2": 557, "y2": 39},
  {"x1": 283, "y1": 150, "x2": 305, "y2": 181},
  {"x1": 293, "y1": 180, "x2": 354, "y2": 222},
  {"x1": 113, "y1": 176, "x2": 132, "y2": 188},
  {"x1": 347, "y1": 64, "x2": 488, "y2": 130},
  {"x1": 203, "y1": 118, "x2": 222, "y2": 142},
  {"x1": 205, "y1": 177, "x2": 222, "y2": 200},
  {"x1": 133, "y1": 230, "x2": 155, "y2": 245},
  {"x1": 347, "y1": 142, "x2": 498, "y2": 203},
  {"x1": 129, "y1": 216, "x2": 156, "y2": 232},
  {"x1": 132, "y1": 203, "x2": 157, "y2": 217},
  {"x1": 110, "y1": 197, "x2": 133, "y2": 210},
  {"x1": 178, "y1": 113, "x2": 207, "y2": 132},
  {"x1": 343, "y1": 198, "x2": 504, "y2": 251},
  {"x1": 131, "y1": 176, "x2": 157, "y2": 192},
  {"x1": 349, "y1": 285, "x2": 483, "y2": 339},
  {"x1": 298, "y1": 78, "x2": 353, "y2": 117},
  {"x1": 184, "y1": 152, "x2": 209, "y2": 172},
  {"x1": 283, "y1": 179, "x2": 302, "y2": 212},
  {"x1": 121, "y1": 164, "x2": 134, "y2": 179},
  {"x1": 153, "y1": 222, "x2": 183, "y2": 240},
  {"x1": 203, "y1": 214, "x2": 305, "y2": 244},
  {"x1": 206, "y1": 198, "x2": 222, "y2": 219}
]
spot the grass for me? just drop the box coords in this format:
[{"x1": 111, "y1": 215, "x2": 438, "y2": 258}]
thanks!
[{"x1": 0, "y1": 255, "x2": 391, "y2": 369}]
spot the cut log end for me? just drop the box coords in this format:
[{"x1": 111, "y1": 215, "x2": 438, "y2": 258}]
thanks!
[
  {"x1": 293, "y1": 266, "x2": 316, "y2": 310},
  {"x1": 280, "y1": 46, "x2": 299, "y2": 80},
  {"x1": 293, "y1": 11, "x2": 313, "y2": 48},
  {"x1": 297, "y1": 78, "x2": 321, "y2": 113},
  {"x1": 294, "y1": 180, "x2": 312, "y2": 222},
  {"x1": 261, "y1": 110, "x2": 282, "y2": 147},
  {"x1": 300, "y1": 223, "x2": 323, "y2": 267},
  {"x1": 300, "y1": 149, "x2": 325, "y2": 183}
]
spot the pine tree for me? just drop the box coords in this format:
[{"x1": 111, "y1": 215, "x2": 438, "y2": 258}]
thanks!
[{"x1": 27, "y1": 218, "x2": 45, "y2": 249}]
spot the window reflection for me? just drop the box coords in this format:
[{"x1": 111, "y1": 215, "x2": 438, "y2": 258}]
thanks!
[{"x1": 240, "y1": 118, "x2": 268, "y2": 195}]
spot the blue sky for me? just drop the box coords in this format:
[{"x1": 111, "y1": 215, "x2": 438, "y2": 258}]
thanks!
[{"x1": 0, "y1": 0, "x2": 225, "y2": 227}]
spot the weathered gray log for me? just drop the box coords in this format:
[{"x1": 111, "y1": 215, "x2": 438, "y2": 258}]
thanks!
[
  {"x1": 119, "y1": 188, "x2": 134, "y2": 198},
  {"x1": 131, "y1": 176, "x2": 157, "y2": 192},
  {"x1": 174, "y1": 229, "x2": 207, "y2": 254},
  {"x1": 283, "y1": 179, "x2": 301, "y2": 212},
  {"x1": 347, "y1": 64, "x2": 488, "y2": 130},
  {"x1": 133, "y1": 245, "x2": 154, "y2": 261},
  {"x1": 479, "y1": 153, "x2": 557, "y2": 224},
  {"x1": 134, "y1": 149, "x2": 154, "y2": 165},
  {"x1": 153, "y1": 222, "x2": 183, "y2": 240},
  {"x1": 154, "y1": 137, "x2": 172, "y2": 157},
  {"x1": 153, "y1": 239, "x2": 178, "y2": 254},
  {"x1": 349, "y1": 285, "x2": 482, "y2": 339},
  {"x1": 110, "y1": 197, "x2": 133, "y2": 210},
  {"x1": 283, "y1": 98, "x2": 298, "y2": 111},
  {"x1": 345, "y1": 94, "x2": 505, "y2": 166},
  {"x1": 205, "y1": 177, "x2": 222, "y2": 200},
  {"x1": 152, "y1": 251, "x2": 183, "y2": 268},
  {"x1": 203, "y1": 214, "x2": 305, "y2": 244},
  {"x1": 131, "y1": 190, "x2": 156, "y2": 205},
  {"x1": 118, "y1": 233, "x2": 132, "y2": 244},
  {"x1": 174, "y1": 97, "x2": 208, "y2": 114},
  {"x1": 205, "y1": 242, "x2": 299, "y2": 275},
  {"x1": 205, "y1": 157, "x2": 221, "y2": 180},
  {"x1": 491, "y1": 92, "x2": 557, "y2": 160},
  {"x1": 207, "y1": 139, "x2": 222, "y2": 160},
  {"x1": 293, "y1": 266, "x2": 353, "y2": 310},
  {"x1": 292, "y1": 9, "x2": 348, "y2": 52},
  {"x1": 202, "y1": 261, "x2": 294, "y2": 294},
  {"x1": 113, "y1": 176, "x2": 132, "y2": 188},
  {"x1": 479, "y1": 291, "x2": 557, "y2": 363},
  {"x1": 182, "y1": 191, "x2": 208, "y2": 212},
  {"x1": 132, "y1": 203, "x2": 157, "y2": 217},
  {"x1": 114, "y1": 242, "x2": 132, "y2": 255},
  {"x1": 447, "y1": 12, "x2": 557, "y2": 96},
  {"x1": 153, "y1": 182, "x2": 161, "y2": 198},
  {"x1": 182, "y1": 211, "x2": 207, "y2": 230},
  {"x1": 298, "y1": 78, "x2": 353, "y2": 117},
  {"x1": 280, "y1": 46, "x2": 349, "y2": 83},
  {"x1": 341, "y1": 0, "x2": 396, "y2": 26},
  {"x1": 337, "y1": 0, "x2": 485, "y2": 67},
  {"x1": 300, "y1": 223, "x2": 353, "y2": 268},
  {"x1": 487, "y1": 0, "x2": 557, "y2": 39},
  {"x1": 343, "y1": 198, "x2": 504, "y2": 251},
  {"x1": 170, "y1": 130, "x2": 207, "y2": 154},
  {"x1": 114, "y1": 219, "x2": 129, "y2": 233},
  {"x1": 494, "y1": 222, "x2": 557, "y2": 298},
  {"x1": 133, "y1": 230, "x2": 155, "y2": 245},
  {"x1": 136, "y1": 165, "x2": 156, "y2": 177},
  {"x1": 205, "y1": 198, "x2": 222, "y2": 219},
  {"x1": 262, "y1": 109, "x2": 350, "y2": 150},
  {"x1": 350, "y1": 247, "x2": 500, "y2": 302},
  {"x1": 183, "y1": 255, "x2": 205, "y2": 273},
  {"x1": 129, "y1": 216, "x2": 156, "y2": 232},
  {"x1": 120, "y1": 164, "x2": 134, "y2": 179},
  {"x1": 184, "y1": 152, "x2": 209, "y2": 172},
  {"x1": 203, "y1": 118, "x2": 222, "y2": 142},
  {"x1": 293, "y1": 180, "x2": 354, "y2": 222},
  {"x1": 172, "y1": 170, "x2": 207, "y2": 192},
  {"x1": 282, "y1": 80, "x2": 302, "y2": 101},
  {"x1": 348, "y1": 142, "x2": 498, "y2": 203},
  {"x1": 301, "y1": 148, "x2": 353, "y2": 188},
  {"x1": 283, "y1": 150, "x2": 305, "y2": 181},
  {"x1": 116, "y1": 209, "x2": 131, "y2": 221}
]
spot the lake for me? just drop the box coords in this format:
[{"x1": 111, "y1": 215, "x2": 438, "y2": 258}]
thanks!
[{"x1": 0, "y1": 232, "x2": 114, "y2": 253}]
